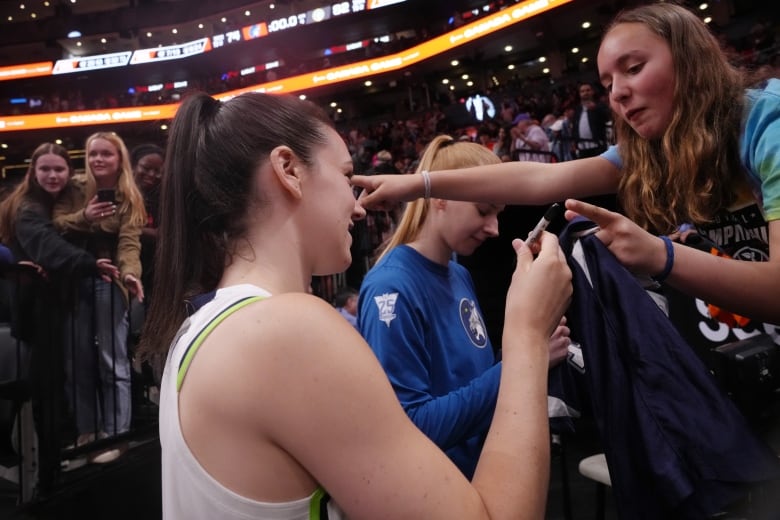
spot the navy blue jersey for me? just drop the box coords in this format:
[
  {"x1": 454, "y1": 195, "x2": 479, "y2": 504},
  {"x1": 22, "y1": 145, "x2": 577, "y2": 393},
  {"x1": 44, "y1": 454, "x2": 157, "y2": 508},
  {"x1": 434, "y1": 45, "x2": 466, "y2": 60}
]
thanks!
[{"x1": 551, "y1": 220, "x2": 780, "y2": 519}]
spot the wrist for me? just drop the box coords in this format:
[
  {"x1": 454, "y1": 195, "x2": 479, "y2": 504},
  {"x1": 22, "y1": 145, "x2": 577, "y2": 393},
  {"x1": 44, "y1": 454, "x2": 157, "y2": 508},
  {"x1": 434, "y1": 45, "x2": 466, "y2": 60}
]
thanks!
[
  {"x1": 421, "y1": 170, "x2": 431, "y2": 200},
  {"x1": 651, "y1": 236, "x2": 675, "y2": 283}
]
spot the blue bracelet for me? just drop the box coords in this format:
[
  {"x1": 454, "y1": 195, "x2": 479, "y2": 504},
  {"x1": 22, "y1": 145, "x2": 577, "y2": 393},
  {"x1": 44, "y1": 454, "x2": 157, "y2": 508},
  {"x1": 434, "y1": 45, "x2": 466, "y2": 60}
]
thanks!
[{"x1": 652, "y1": 235, "x2": 675, "y2": 283}]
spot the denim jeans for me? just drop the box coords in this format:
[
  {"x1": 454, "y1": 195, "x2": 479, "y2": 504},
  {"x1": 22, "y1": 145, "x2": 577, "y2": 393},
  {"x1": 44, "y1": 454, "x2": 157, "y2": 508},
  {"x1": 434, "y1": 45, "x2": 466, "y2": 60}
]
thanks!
[{"x1": 64, "y1": 277, "x2": 131, "y2": 436}]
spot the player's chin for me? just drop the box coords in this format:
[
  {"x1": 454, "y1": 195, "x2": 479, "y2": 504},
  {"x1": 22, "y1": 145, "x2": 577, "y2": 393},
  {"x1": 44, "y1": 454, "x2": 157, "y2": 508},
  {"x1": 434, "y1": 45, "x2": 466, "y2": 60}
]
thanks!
[
  {"x1": 314, "y1": 252, "x2": 352, "y2": 278},
  {"x1": 456, "y1": 241, "x2": 481, "y2": 257}
]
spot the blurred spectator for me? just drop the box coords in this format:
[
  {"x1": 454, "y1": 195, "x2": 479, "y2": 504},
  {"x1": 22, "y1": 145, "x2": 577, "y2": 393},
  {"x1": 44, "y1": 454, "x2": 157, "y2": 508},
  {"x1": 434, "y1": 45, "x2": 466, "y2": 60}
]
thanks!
[
  {"x1": 572, "y1": 82, "x2": 610, "y2": 158},
  {"x1": 130, "y1": 143, "x2": 164, "y2": 298},
  {"x1": 368, "y1": 150, "x2": 400, "y2": 175},
  {"x1": 333, "y1": 286, "x2": 359, "y2": 330},
  {"x1": 510, "y1": 113, "x2": 551, "y2": 162},
  {"x1": 53, "y1": 132, "x2": 146, "y2": 463}
]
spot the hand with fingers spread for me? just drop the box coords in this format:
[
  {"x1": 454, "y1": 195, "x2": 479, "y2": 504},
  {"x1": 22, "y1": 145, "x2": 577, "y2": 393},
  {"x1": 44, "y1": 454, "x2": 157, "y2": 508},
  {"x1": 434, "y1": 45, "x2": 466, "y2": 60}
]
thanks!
[
  {"x1": 564, "y1": 198, "x2": 669, "y2": 278},
  {"x1": 83, "y1": 195, "x2": 116, "y2": 222},
  {"x1": 124, "y1": 273, "x2": 144, "y2": 303},
  {"x1": 96, "y1": 258, "x2": 119, "y2": 283}
]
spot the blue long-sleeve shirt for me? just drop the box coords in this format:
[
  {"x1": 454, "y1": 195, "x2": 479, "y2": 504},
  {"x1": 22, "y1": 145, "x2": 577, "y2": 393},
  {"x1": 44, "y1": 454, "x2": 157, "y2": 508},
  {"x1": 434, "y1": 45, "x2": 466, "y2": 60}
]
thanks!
[{"x1": 358, "y1": 245, "x2": 498, "y2": 478}]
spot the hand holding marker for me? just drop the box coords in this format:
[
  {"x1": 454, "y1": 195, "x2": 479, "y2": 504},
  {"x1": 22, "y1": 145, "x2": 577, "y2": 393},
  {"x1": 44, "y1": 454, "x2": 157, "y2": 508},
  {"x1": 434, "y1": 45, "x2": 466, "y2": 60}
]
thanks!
[{"x1": 526, "y1": 203, "x2": 563, "y2": 247}]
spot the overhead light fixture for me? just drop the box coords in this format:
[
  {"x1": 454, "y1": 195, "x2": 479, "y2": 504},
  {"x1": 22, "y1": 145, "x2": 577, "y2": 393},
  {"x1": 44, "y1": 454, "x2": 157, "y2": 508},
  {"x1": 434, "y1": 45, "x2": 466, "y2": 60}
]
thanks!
[
  {"x1": 699, "y1": 3, "x2": 708, "y2": 10},
  {"x1": 543, "y1": 67, "x2": 550, "y2": 74},
  {"x1": 67, "y1": 30, "x2": 82, "y2": 38},
  {"x1": 451, "y1": 60, "x2": 459, "y2": 67},
  {"x1": 582, "y1": 21, "x2": 591, "y2": 29},
  {"x1": 538, "y1": 56, "x2": 547, "y2": 63},
  {"x1": 442, "y1": 78, "x2": 450, "y2": 84},
  {"x1": 504, "y1": 45, "x2": 512, "y2": 52},
  {"x1": 704, "y1": 16, "x2": 712, "y2": 23},
  {"x1": 571, "y1": 47, "x2": 579, "y2": 53}
]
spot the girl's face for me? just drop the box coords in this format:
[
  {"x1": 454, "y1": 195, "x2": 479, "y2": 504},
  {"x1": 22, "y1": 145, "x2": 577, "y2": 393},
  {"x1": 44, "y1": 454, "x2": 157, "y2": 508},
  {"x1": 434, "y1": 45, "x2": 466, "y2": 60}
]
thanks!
[
  {"x1": 438, "y1": 200, "x2": 502, "y2": 257},
  {"x1": 87, "y1": 138, "x2": 121, "y2": 184},
  {"x1": 34, "y1": 153, "x2": 70, "y2": 197},
  {"x1": 597, "y1": 23, "x2": 676, "y2": 140},
  {"x1": 302, "y1": 126, "x2": 366, "y2": 275},
  {"x1": 134, "y1": 153, "x2": 163, "y2": 190}
]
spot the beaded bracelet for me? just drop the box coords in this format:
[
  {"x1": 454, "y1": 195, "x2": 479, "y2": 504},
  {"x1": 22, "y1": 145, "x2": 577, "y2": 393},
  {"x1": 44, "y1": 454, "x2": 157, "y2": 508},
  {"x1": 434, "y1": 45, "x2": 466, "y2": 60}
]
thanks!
[
  {"x1": 421, "y1": 170, "x2": 431, "y2": 200},
  {"x1": 651, "y1": 235, "x2": 675, "y2": 283}
]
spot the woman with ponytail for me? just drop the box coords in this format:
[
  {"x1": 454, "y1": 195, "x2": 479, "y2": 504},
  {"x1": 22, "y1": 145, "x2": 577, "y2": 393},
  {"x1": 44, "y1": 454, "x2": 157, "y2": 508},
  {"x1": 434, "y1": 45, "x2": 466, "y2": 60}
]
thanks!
[
  {"x1": 358, "y1": 136, "x2": 570, "y2": 479},
  {"x1": 139, "y1": 91, "x2": 572, "y2": 520}
]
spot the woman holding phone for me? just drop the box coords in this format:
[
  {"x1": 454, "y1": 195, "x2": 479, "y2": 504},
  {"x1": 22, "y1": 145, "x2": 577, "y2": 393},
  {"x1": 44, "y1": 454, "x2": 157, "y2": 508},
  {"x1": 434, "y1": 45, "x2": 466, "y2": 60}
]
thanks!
[{"x1": 53, "y1": 131, "x2": 146, "y2": 463}]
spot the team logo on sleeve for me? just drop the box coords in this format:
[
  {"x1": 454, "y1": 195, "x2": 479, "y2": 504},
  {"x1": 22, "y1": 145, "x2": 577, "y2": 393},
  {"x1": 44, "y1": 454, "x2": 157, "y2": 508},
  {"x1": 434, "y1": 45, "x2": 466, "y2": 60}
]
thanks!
[
  {"x1": 459, "y1": 298, "x2": 488, "y2": 348},
  {"x1": 374, "y1": 292, "x2": 399, "y2": 327}
]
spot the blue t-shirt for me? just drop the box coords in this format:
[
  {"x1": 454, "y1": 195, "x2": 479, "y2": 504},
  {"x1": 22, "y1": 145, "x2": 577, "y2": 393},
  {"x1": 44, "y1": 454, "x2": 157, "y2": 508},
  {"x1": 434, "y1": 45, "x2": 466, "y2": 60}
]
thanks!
[{"x1": 358, "y1": 245, "x2": 499, "y2": 478}]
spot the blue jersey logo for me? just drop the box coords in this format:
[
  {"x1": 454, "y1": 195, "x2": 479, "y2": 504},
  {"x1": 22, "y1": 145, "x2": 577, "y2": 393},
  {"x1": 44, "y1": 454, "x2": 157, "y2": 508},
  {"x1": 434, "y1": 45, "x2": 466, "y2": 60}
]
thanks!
[
  {"x1": 459, "y1": 298, "x2": 488, "y2": 348},
  {"x1": 374, "y1": 292, "x2": 399, "y2": 327}
]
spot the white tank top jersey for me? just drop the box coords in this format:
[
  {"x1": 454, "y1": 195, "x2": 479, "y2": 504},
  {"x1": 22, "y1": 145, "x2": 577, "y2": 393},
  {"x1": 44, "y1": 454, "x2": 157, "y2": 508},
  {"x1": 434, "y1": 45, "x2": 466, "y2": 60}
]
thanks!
[{"x1": 160, "y1": 284, "x2": 346, "y2": 519}]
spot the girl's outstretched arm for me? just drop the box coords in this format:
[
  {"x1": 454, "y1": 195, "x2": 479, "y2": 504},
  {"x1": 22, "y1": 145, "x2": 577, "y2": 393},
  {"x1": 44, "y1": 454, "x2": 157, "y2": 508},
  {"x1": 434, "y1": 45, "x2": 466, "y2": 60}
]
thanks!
[{"x1": 352, "y1": 155, "x2": 619, "y2": 210}]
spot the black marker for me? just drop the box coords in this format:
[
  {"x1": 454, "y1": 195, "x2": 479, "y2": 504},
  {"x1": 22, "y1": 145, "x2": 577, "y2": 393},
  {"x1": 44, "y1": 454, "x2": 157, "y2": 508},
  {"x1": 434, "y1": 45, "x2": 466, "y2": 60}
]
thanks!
[{"x1": 526, "y1": 203, "x2": 562, "y2": 246}]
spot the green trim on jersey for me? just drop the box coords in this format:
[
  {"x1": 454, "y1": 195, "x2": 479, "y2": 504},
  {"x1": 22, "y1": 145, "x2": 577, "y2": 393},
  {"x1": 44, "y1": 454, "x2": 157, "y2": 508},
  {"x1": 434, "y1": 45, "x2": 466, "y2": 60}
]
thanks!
[
  {"x1": 174, "y1": 292, "x2": 335, "y2": 519},
  {"x1": 176, "y1": 295, "x2": 265, "y2": 392},
  {"x1": 309, "y1": 487, "x2": 329, "y2": 519}
]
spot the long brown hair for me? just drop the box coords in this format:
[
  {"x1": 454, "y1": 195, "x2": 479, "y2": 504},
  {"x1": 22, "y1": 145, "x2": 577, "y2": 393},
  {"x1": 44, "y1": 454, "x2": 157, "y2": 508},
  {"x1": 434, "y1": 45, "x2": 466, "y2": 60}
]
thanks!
[
  {"x1": 608, "y1": 3, "x2": 745, "y2": 233},
  {"x1": 377, "y1": 135, "x2": 501, "y2": 263},
  {"x1": 0, "y1": 142, "x2": 73, "y2": 244},
  {"x1": 84, "y1": 132, "x2": 147, "y2": 228},
  {"x1": 138, "y1": 92, "x2": 334, "y2": 358}
]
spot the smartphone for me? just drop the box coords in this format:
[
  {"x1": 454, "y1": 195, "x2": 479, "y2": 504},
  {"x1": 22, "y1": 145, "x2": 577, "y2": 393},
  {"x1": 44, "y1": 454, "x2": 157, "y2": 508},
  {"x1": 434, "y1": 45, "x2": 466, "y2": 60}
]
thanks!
[{"x1": 97, "y1": 188, "x2": 116, "y2": 203}]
